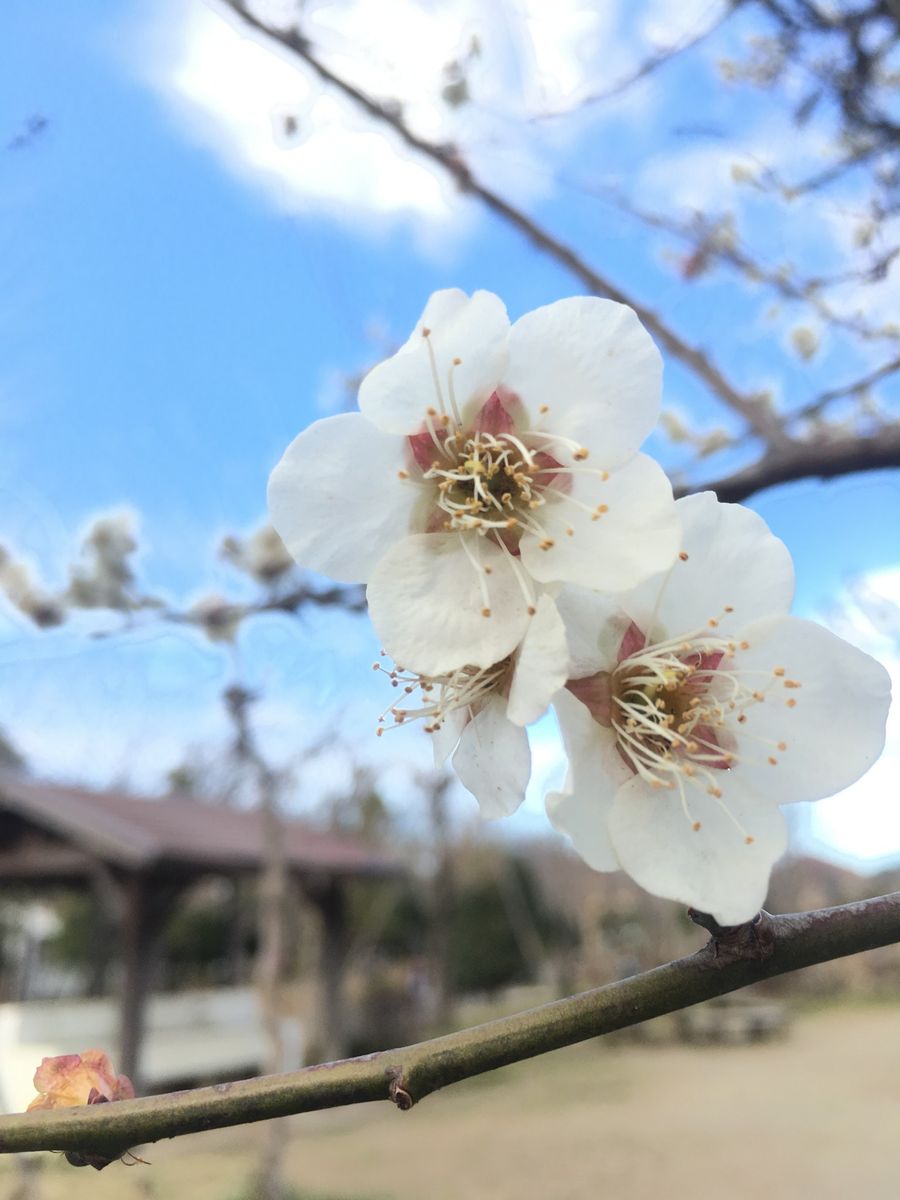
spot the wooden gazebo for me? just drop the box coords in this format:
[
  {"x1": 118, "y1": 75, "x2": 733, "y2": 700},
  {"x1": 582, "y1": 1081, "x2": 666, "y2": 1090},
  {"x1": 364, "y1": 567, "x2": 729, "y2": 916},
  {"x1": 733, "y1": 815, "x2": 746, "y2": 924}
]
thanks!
[{"x1": 0, "y1": 770, "x2": 398, "y2": 1089}]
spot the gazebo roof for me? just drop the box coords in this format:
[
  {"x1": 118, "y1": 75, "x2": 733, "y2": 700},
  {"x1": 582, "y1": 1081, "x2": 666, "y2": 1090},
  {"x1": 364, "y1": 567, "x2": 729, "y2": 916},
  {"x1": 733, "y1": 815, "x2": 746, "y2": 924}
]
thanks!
[{"x1": 0, "y1": 770, "x2": 398, "y2": 882}]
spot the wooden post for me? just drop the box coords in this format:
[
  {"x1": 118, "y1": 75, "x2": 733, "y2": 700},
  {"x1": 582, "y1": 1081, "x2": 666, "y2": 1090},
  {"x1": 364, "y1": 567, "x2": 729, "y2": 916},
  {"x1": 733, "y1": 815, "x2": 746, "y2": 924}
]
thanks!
[
  {"x1": 118, "y1": 874, "x2": 176, "y2": 1093},
  {"x1": 86, "y1": 865, "x2": 119, "y2": 998},
  {"x1": 316, "y1": 878, "x2": 348, "y2": 1062},
  {"x1": 119, "y1": 873, "x2": 151, "y2": 1092}
]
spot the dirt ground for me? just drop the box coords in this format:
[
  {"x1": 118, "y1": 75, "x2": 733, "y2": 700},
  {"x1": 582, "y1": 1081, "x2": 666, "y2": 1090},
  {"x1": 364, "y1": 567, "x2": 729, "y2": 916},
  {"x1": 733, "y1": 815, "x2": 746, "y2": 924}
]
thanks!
[{"x1": 3, "y1": 1003, "x2": 898, "y2": 1200}]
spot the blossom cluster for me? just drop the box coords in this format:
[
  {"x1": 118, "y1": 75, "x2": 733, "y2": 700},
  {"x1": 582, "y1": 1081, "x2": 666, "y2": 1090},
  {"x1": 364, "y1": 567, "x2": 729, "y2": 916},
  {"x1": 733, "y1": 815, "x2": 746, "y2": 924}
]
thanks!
[{"x1": 269, "y1": 289, "x2": 891, "y2": 925}]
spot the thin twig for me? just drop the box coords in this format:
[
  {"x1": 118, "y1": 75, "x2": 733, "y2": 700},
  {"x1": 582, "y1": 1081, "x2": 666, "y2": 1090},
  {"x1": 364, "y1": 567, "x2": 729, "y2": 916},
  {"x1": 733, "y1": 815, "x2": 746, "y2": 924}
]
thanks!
[
  {"x1": 530, "y1": 3, "x2": 735, "y2": 118},
  {"x1": 1, "y1": 892, "x2": 898, "y2": 1160},
  {"x1": 579, "y1": 182, "x2": 900, "y2": 345},
  {"x1": 792, "y1": 354, "x2": 900, "y2": 423},
  {"x1": 217, "y1": 0, "x2": 783, "y2": 445}
]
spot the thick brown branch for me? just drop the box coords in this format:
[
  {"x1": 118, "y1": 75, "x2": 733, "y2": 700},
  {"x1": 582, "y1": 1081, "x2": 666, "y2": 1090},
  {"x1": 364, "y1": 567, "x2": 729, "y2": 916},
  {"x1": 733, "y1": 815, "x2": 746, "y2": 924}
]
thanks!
[
  {"x1": 0, "y1": 892, "x2": 897, "y2": 1160},
  {"x1": 682, "y1": 423, "x2": 900, "y2": 502},
  {"x1": 217, "y1": 1, "x2": 781, "y2": 444}
]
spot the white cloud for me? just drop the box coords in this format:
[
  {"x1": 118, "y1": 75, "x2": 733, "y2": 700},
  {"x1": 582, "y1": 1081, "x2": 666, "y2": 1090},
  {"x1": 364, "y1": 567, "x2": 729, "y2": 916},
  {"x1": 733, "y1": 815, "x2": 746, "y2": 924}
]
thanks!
[
  {"x1": 142, "y1": 0, "x2": 457, "y2": 228},
  {"x1": 121, "y1": 0, "x2": 629, "y2": 243}
]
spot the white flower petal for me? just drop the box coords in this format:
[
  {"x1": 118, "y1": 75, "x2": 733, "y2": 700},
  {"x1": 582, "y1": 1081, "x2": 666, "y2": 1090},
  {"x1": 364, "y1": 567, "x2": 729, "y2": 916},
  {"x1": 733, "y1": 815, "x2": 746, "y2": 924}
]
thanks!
[
  {"x1": 506, "y1": 595, "x2": 568, "y2": 726},
  {"x1": 545, "y1": 687, "x2": 626, "y2": 871},
  {"x1": 553, "y1": 584, "x2": 630, "y2": 677},
  {"x1": 726, "y1": 615, "x2": 892, "y2": 804},
  {"x1": 452, "y1": 695, "x2": 531, "y2": 819},
  {"x1": 521, "y1": 454, "x2": 679, "y2": 592},
  {"x1": 624, "y1": 492, "x2": 796, "y2": 640},
  {"x1": 358, "y1": 290, "x2": 509, "y2": 435},
  {"x1": 431, "y1": 706, "x2": 468, "y2": 768},
  {"x1": 267, "y1": 412, "x2": 419, "y2": 584},
  {"x1": 505, "y1": 297, "x2": 662, "y2": 468},
  {"x1": 366, "y1": 533, "x2": 531, "y2": 675},
  {"x1": 609, "y1": 773, "x2": 789, "y2": 925}
]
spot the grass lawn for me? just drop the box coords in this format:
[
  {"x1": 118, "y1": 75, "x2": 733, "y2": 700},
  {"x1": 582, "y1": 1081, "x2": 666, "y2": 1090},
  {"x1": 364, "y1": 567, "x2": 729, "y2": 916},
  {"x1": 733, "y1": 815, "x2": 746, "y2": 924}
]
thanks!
[{"x1": 3, "y1": 1003, "x2": 898, "y2": 1200}]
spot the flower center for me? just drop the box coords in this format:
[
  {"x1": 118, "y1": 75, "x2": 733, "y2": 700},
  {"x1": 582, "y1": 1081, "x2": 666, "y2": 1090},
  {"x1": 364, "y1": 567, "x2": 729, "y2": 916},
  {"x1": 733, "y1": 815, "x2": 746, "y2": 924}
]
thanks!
[
  {"x1": 601, "y1": 615, "x2": 802, "y2": 837},
  {"x1": 425, "y1": 428, "x2": 561, "y2": 542},
  {"x1": 373, "y1": 652, "x2": 513, "y2": 736},
  {"x1": 396, "y1": 328, "x2": 614, "y2": 620}
]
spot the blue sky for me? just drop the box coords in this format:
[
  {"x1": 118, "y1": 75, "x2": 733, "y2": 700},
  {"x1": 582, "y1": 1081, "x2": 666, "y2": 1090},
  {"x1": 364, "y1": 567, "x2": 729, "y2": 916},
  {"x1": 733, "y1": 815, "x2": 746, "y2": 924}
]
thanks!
[{"x1": 1, "y1": 0, "x2": 898, "y2": 866}]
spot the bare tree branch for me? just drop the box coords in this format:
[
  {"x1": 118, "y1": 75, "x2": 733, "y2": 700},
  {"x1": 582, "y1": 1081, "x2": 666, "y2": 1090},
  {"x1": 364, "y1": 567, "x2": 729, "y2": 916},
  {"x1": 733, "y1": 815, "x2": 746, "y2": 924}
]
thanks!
[
  {"x1": 580, "y1": 183, "x2": 900, "y2": 345},
  {"x1": 682, "y1": 422, "x2": 900, "y2": 501},
  {"x1": 217, "y1": 0, "x2": 784, "y2": 446},
  {"x1": 531, "y1": 3, "x2": 735, "y2": 118},
  {"x1": 0, "y1": 892, "x2": 897, "y2": 1161},
  {"x1": 792, "y1": 353, "x2": 900, "y2": 423}
]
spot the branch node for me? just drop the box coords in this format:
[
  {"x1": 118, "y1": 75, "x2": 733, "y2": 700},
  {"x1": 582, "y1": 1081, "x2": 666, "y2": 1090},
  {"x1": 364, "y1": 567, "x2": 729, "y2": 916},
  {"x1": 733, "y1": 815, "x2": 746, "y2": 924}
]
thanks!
[
  {"x1": 690, "y1": 909, "x2": 776, "y2": 967},
  {"x1": 386, "y1": 1067, "x2": 414, "y2": 1111}
]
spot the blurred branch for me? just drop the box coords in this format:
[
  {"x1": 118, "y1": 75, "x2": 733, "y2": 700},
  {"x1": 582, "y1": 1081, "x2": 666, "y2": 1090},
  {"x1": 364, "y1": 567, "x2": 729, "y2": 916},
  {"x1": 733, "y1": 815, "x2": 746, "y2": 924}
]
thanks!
[
  {"x1": 223, "y1": 684, "x2": 291, "y2": 1200},
  {"x1": 1, "y1": 892, "x2": 897, "y2": 1159},
  {"x1": 791, "y1": 353, "x2": 900, "y2": 423},
  {"x1": 531, "y1": 3, "x2": 736, "y2": 118},
  {"x1": 682, "y1": 422, "x2": 900, "y2": 501},
  {"x1": 747, "y1": 0, "x2": 900, "y2": 153},
  {"x1": 584, "y1": 184, "x2": 900, "y2": 344},
  {"x1": 218, "y1": 0, "x2": 784, "y2": 446}
]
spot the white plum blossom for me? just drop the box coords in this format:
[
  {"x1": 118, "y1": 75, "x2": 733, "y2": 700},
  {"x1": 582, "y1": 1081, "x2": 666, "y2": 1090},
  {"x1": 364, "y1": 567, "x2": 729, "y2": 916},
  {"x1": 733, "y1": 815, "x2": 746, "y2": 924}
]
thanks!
[
  {"x1": 268, "y1": 288, "x2": 679, "y2": 675},
  {"x1": 550, "y1": 492, "x2": 892, "y2": 926},
  {"x1": 375, "y1": 595, "x2": 568, "y2": 818}
]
